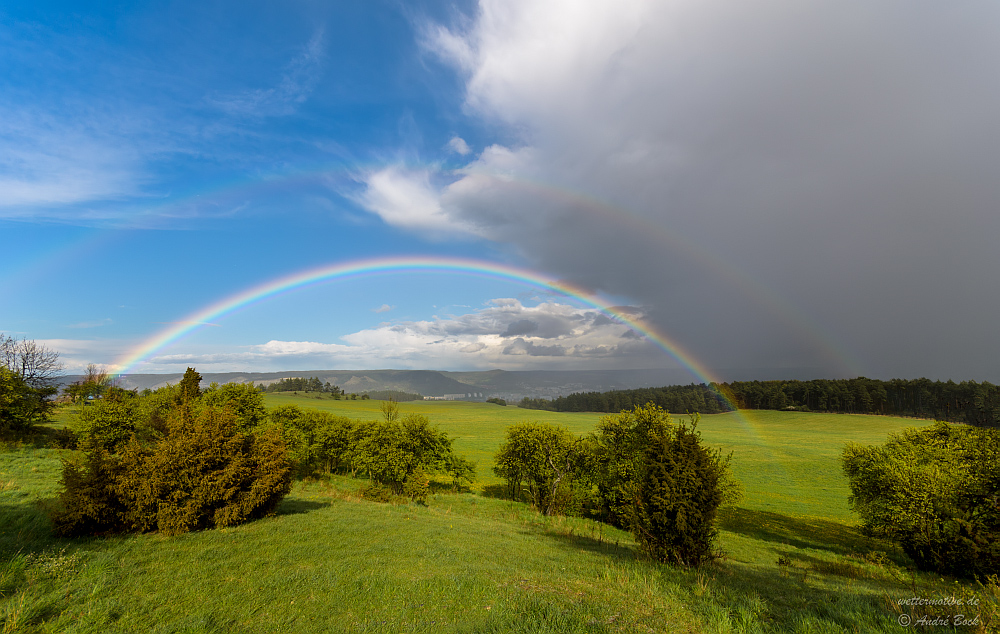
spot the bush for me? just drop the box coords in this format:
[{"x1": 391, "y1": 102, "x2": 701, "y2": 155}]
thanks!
[
  {"x1": 842, "y1": 421, "x2": 1000, "y2": 578},
  {"x1": 52, "y1": 398, "x2": 292, "y2": 537},
  {"x1": 200, "y1": 381, "x2": 268, "y2": 430},
  {"x1": 50, "y1": 436, "x2": 128, "y2": 537},
  {"x1": 584, "y1": 403, "x2": 673, "y2": 528},
  {"x1": 78, "y1": 388, "x2": 141, "y2": 452},
  {"x1": 630, "y1": 416, "x2": 730, "y2": 567}
]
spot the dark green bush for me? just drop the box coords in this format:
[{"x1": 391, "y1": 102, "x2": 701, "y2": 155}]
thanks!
[
  {"x1": 50, "y1": 436, "x2": 128, "y2": 537},
  {"x1": 52, "y1": 395, "x2": 292, "y2": 537},
  {"x1": 630, "y1": 416, "x2": 729, "y2": 567}
]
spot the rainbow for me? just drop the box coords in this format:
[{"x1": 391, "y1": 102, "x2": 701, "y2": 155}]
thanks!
[
  {"x1": 113, "y1": 254, "x2": 819, "y2": 508},
  {"x1": 113, "y1": 255, "x2": 722, "y2": 388}
]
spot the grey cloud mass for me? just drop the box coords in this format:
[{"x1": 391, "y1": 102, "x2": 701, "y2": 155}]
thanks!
[
  {"x1": 501, "y1": 319, "x2": 538, "y2": 337},
  {"x1": 364, "y1": 0, "x2": 1000, "y2": 381}
]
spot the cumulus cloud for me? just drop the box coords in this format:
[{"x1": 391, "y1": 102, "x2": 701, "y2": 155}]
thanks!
[
  {"x1": 373, "y1": 304, "x2": 395, "y2": 313},
  {"x1": 353, "y1": 0, "x2": 1000, "y2": 380},
  {"x1": 354, "y1": 166, "x2": 482, "y2": 235},
  {"x1": 125, "y1": 298, "x2": 664, "y2": 372}
]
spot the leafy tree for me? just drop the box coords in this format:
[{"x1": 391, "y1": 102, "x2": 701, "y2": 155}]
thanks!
[
  {"x1": 354, "y1": 414, "x2": 454, "y2": 493},
  {"x1": 585, "y1": 403, "x2": 673, "y2": 527},
  {"x1": 380, "y1": 398, "x2": 400, "y2": 424},
  {"x1": 445, "y1": 454, "x2": 477, "y2": 491},
  {"x1": 0, "y1": 334, "x2": 61, "y2": 434},
  {"x1": 630, "y1": 416, "x2": 730, "y2": 567},
  {"x1": 1, "y1": 367, "x2": 55, "y2": 434},
  {"x1": 493, "y1": 422, "x2": 578, "y2": 515},
  {"x1": 842, "y1": 422, "x2": 1000, "y2": 578}
]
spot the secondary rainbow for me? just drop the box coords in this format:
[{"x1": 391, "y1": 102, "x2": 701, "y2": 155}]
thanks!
[{"x1": 114, "y1": 255, "x2": 723, "y2": 390}]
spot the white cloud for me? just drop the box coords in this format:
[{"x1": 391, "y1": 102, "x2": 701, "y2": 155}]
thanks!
[
  {"x1": 354, "y1": 165, "x2": 482, "y2": 236},
  {"x1": 123, "y1": 298, "x2": 664, "y2": 373},
  {"x1": 373, "y1": 304, "x2": 395, "y2": 313},
  {"x1": 447, "y1": 136, "x2": 471, "y2": 155},
  {"x1": 0, "y1": 109, "x2": 142, "y2": 211}
]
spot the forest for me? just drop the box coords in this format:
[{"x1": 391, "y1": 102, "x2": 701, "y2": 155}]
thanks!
[{"x1": 519, "y1": 377, "x2": 1000, "y2": 427}]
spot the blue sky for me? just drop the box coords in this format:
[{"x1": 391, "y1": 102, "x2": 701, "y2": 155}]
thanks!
[{"x1": 3, "y1": 1, "x2": 1000, "y2": 381}]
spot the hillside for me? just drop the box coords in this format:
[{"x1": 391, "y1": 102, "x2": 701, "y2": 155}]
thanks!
[{"x1": 63, "y1": 367, "x2": 827, "y2": 400}]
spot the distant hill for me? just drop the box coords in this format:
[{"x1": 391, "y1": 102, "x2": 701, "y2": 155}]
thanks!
[{"x1": 58, "y1": 367, "x2": 825, "y2": 400}]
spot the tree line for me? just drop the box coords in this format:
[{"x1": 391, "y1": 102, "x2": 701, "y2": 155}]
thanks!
[
  {"x1": 721, "y1": 377, "x2": 1000, "y2": 426},
  {"x1": 517, "y1": 384, "x2": 734, "y2": 414},
  {"x1": 259, "y1": 376, "x2": 343, "y2": 395}
]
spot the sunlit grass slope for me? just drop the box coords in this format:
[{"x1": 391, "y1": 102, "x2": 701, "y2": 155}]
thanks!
[
  {"x1": 264, "y1": 396, "x2": 919, "y2": 519},
  {"x1": 2, "y1": 402, "x2": 995, "y2": 632}
]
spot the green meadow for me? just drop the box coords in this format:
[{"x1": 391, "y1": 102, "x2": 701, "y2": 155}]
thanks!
[{"x1": 2, "y1": 398, "x2": 997, "y2": 633}]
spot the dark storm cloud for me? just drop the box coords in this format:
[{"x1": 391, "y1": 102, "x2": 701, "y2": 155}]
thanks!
[{"x1": 401, "y1": 0, "x2": 1000, "y2": 381}]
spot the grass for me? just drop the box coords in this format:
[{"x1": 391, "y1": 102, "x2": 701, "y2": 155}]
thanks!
[{"x1": 1, "y1": 400, "x2": 997, "y2": 633}]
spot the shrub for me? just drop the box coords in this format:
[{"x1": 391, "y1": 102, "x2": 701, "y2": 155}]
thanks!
[
  {"x1": 52, "y1": 399, "x2": 292, "y2": 537},
  {"x1": 842, "y1": 421, "x2": 999, "y2": 578},
  {"x1": 78, "y1": 388, "x2": 141, "y2": 452},
  {"x1": 200, "y1": 381, "x2": 268, "y2": 430},
  {"x1": 50, "y1": 436, "x2": 128, "y2": 537},
  {"x1": 630, "y1": 416, "x2": 729, "y2": 567},
  {"x1": 584, "y1": 403, "x2": 673, "y2": 527},
  {"x1": 403, "y1": 469, "x2": 430, "y2": 505}
]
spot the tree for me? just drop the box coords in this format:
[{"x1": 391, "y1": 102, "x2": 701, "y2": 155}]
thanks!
[
  {"x1": 630, "y1": 415, "x2": 730, "y2": 567},
  {"x1": 1, "y1": 333, "x2": 62, "y2": 390},
  {"x1": 175, "y1": 367, "x2": 202, "y2": 405},
  {"x1": 0, "y1": 334, "x2": 61, "y2": 434},
  {"x1": 493, "y1": 422, "x2": 578, "y2": 515},
  {"x1": 1, "y1": 368, "x2": 53, "y2": 433},
  {"x1": 380, "y1": 398, "x2": 400, "y2": 424},
  {"x1": 65, "y1": 364, "x2": 114, "y2": 404},
  {"x1": 586, "y1": 403, "x2": 674, "y2": 527}
]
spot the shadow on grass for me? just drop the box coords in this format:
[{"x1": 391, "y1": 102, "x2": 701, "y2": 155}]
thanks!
[
  {"x1": 527, "y1": 510, "x2": 927, "y2": 632},
  {"x1": 719, "y1": 507, "x2": 879, "y2": 556},
  {"x1": 274, "y1": 498, "x2": 330, "y2": 516},
  {"x1": 479, "y1": 483, "x2": 531, "y2": 503},
  {"x1": 537, "y1": 527, "x2": 637, "y2": 560}
]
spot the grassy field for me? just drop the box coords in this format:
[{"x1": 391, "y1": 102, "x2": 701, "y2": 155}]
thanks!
[{"x1": 1, "y1": 399, "x2": 997, "y2": 633}]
